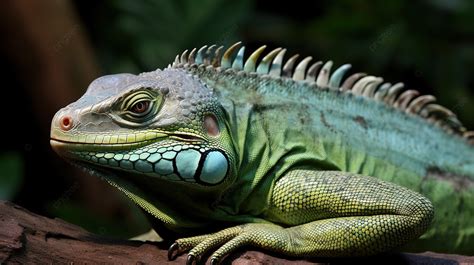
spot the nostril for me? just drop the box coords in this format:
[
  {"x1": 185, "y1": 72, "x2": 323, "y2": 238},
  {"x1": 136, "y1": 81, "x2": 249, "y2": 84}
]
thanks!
[{"x1": 60, "y1": 115, "x2": 73, "y2": 131}]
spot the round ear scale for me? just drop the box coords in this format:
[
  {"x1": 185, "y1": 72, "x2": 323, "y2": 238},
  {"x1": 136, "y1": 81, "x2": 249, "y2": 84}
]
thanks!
[{"x1": 204, "y1": 114, "x2": 220, "y2": 137}]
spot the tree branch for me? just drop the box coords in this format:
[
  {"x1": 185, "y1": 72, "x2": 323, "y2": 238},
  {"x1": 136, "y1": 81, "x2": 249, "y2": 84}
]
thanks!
[{"x1": 0, "y1": 201, "x2": 472, "y2": 264}]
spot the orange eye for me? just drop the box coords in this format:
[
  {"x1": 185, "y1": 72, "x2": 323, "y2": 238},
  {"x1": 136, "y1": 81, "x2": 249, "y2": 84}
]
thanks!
[{"x1": 130, "y1": 101, "x2": 150, "y2": 114}]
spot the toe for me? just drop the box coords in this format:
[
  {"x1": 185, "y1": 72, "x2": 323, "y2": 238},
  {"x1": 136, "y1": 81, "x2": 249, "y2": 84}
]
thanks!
[
  {"x1": 210, "y1": 234, "x2": 248, "y2": 264},
  {"x1": 188, "y1": 226, "x2": 242, "y2": 258}
]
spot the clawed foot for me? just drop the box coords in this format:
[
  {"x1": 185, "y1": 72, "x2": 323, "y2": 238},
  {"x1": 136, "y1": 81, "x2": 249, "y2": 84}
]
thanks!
[{"x1": 167, "y1": 223, "x2": 287, "y2": 264}]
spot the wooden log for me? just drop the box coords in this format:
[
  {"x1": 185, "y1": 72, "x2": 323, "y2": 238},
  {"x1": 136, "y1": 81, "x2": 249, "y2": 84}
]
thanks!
[{"x1": 1, "y1": 200, "x2": 473, "y2": 264}]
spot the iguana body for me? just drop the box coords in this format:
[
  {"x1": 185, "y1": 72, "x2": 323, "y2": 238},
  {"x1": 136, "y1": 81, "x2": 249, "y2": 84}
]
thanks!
[{"x1": 50, "y1": 42, "x2": 474, "y2": 263}]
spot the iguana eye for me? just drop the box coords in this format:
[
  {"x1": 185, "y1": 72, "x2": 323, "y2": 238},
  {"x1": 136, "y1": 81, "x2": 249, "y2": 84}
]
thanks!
[
  {"x1": 129, "y1": 100, "x2": 151, "y2": 115},
  {"x1": 119, "y1": 90, "x2": 161, "y2": 123}
]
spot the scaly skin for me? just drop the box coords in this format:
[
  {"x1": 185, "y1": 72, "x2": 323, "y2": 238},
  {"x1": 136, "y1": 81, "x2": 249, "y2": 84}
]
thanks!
[{"x1": 51, "y1": 42, "x2": 474, "y2": 263}]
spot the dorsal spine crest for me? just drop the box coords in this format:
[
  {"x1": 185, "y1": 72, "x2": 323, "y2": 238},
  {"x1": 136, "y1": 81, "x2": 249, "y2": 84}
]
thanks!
[{"x1": 171, "y1": 42, "x2": 473, "y2": 144}]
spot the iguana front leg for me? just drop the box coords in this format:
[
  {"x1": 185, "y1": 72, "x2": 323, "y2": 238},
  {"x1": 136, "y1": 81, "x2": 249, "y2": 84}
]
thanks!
[{"x1": 169, "y1": 170, "x2": 434, "y2": 264}]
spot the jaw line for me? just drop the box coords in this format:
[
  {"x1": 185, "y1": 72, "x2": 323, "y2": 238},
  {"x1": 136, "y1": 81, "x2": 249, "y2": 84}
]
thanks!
[
  {"x1": 50, "y1": 138, "x2": 163, "y2": 155},
  {"x1": 50, "y1": 131, "x2": 204, "y2": 153}
]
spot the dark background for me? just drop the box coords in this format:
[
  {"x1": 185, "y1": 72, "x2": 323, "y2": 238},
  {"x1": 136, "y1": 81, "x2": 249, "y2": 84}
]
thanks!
[{"x1": 0, "y1": 0, "x2": 473, "y2": 238}]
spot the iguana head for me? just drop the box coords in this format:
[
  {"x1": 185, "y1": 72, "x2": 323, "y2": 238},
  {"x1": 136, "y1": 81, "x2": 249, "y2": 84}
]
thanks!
[{"x1": 51, "y1": 68, "x2": 236, "y2": 193}]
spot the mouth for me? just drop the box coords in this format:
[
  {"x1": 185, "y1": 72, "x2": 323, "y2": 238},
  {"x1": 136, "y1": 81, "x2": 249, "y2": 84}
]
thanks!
[
  {"x1": 49, "y1": 139, "x2": 154, "y2": 157},
  {"x1": 50, "y1": 131, "x2": 204, "y2": 156}
]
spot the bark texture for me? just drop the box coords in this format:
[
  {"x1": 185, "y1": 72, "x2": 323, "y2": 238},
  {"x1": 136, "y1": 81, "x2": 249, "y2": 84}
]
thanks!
[{"x1": 1, "y1": 201, "x2": 473, "y2": 264}]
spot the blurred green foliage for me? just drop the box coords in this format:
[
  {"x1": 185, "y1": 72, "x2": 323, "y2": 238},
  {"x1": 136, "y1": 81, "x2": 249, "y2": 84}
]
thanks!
[
  {"x1": 0, "y1": 152, "x2": 23, "y2": 200},
  {"x1": 92, "y1": 0, "x2": 251, "y2": 73},
  {"x1": 48, "y1": 199, "x2": 150, "y2": 238}
]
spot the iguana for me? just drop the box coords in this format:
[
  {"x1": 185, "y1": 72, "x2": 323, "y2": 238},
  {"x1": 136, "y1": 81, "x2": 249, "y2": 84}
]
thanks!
[{"x1": 50, "y1": 42, "x2": 474, "y2": 264}]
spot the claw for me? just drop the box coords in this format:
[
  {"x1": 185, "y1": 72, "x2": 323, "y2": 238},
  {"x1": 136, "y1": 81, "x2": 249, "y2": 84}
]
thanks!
[
  {"x1": 186, "y1": 254, "x2": 197, "y2": 265},
  {"x1": 210, "y1": 257, "x2": 219, "y2": 265},
  {"x1": 168, "y1": 242, "x2": 179, "y2": 261}
]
